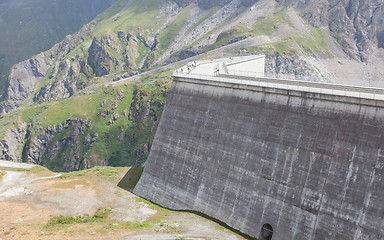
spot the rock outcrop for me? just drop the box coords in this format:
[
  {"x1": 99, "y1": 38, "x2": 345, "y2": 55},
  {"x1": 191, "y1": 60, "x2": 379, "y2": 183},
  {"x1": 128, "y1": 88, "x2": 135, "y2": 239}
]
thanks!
[
  {"x1": 23, "y1": 119, "x2": 97, "y2": 172},
  {"x1": 0, "y1": 54, "x2": 51, "y2": 115},
  {"x1": 33, "y1": 58, "x2": 89, "y2": 102},
  {"x1": 265, "y1": 55, "x2": 327, "y2": 80},
  {"x1": 0, "y1": 122, "x2": 27, "y2": 161},
  {"x1": 88, "y1": 35, "x2": 122, "y2": 76},
  {"x1": 277, "y1": 0, "x2": 384, "y2": 60},
  {"x1": 0, "y1": 23, "x2": 95, "y2": 113}
]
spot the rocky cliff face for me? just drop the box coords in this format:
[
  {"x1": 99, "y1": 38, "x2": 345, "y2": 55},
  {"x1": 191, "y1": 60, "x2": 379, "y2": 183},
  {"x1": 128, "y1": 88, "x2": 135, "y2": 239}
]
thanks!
[
  {"x1": 265, "y1": 55, "x2": 328, "y2": 80},
  {"x1": 0, "y1": 0, "x2": 117, "y2": 94},
  {"x1": 4, "y1": 26, "x2": 160, "y2": 106},
  {"x1": 23, "y1": 119, "x2": 96, "y2": 172},
  {"x1": 277, "y1": 0, "x2": 384, "y2": 61},
  {"x1": 0, "y1": 54, "x2": 51, "y2": 115},
  {"x1": 88, "y1": 35, "x2": 122, "y2": 76},
  {"x1": 0, "y1": 24, "x2": 95, "y2": 113},
  {"x1": 0, "y1": 78, "x2": 170, "y2": 171},
  {"x1": 0, "y1": 122, "x2": 27, "y2": 161}
]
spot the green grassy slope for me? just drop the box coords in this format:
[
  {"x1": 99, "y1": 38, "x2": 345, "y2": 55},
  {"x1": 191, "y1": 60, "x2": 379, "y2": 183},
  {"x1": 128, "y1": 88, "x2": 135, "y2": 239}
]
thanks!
[
  {"x1": 196, "y1": 7, "x2": 330, "y2": 57},
  {"x1": 1, "y1": 71, "x2": 171, "y2": 171}
]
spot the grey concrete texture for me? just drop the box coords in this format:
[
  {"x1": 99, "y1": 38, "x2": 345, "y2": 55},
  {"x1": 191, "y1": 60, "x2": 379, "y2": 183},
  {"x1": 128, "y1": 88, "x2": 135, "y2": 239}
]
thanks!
[{"x1": 132, "y1": 78, "x2": 384, "y2": 240}]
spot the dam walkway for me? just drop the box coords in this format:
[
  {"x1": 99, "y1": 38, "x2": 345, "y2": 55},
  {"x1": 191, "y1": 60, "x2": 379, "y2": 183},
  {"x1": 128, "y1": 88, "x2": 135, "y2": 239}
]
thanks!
[{"x1": 174, "y1": 55, "x2": 384, "y2": 103}]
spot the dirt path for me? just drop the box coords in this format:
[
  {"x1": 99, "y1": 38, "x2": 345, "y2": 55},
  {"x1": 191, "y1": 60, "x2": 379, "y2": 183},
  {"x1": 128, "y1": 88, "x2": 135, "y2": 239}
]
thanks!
[{"x1": 0, "y1": 160, "x2": 34, "y2": 169}]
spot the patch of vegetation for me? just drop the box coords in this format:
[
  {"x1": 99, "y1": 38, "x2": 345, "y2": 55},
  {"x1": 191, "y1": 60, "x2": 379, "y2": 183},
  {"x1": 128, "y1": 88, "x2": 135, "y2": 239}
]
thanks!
[
  {"x1": 288, "y1": 17, "x2": 330, "y2": 55},
  {"x1": 47, "y1": 215, "x2": 98, "y2": 226},
  {"x1": 311, "y1": 27, "x2": 329, "y2": 51},
  {"x1": 28, "y1": 165, "x2": 50, "y2": 174},
  {"x1": 0, "y1": 110, "x2": 18, "y2": 139},
  {"x1": 208, "y1": 24, "x2": 249, "y2": 50},
  {"x1": 249, "y1": 41, "x2": 298, "y2": 56},
  {"x1": 59, "y1": 166, "x2": 119, "y2": 179},
  {"x1": 135, "y1": 40, "x2": 149, "y2": 67},
  {"x1": 115, "y1": 221, "x2": 153, "y2": 230},
  {"x1": 94, "y1": 0, "x2": 163, "y2": 36},
  {"x1": 21, "y1": 106, "x2": 45, "y2": 124},
  {"x1": 38, "y1": 93, "x2": 101, "y2": 127},
  {"x1": 249, "y1": 22, "x2": 329, "y2": 57},
  {"x1": 46, "y1": 208, "x2": 112, "y2": 227},
  {"x1": 37, "y1": 64, "x2": 56, "y2": 88},
  {"x1": 252, "y1": 8, "x2": 291, "y2": 36}
]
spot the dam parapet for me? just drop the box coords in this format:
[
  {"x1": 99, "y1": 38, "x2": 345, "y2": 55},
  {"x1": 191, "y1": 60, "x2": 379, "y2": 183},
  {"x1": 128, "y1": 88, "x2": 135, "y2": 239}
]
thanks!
[
  {"x1": 174, "y1": 55, "x2": 384, "y2": 107},
  {"x1": 126, "y1": 55, "x2": 384, "y2": 240}
]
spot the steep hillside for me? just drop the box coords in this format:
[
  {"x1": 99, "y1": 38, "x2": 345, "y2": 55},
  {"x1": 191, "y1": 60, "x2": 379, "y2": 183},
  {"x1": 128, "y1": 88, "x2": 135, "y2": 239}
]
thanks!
[
  {"x1": 276, "y1": 0, "x2": 384, "y2": 61},
  {"x1": 0, "y1": 0, "x2": 117, "y2": 93},
  {"x1": 1, "y1": 71, "x2": 170, "y2": 171},
  {"x1": 0, "y1": 0, "x2": 383, "y2": 171}
]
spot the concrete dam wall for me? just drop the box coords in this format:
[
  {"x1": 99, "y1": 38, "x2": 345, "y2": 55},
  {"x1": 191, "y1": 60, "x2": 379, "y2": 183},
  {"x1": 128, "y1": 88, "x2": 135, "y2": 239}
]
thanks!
[{"x1": 130, "y1": 58, "x2": 384, "y2": 240}]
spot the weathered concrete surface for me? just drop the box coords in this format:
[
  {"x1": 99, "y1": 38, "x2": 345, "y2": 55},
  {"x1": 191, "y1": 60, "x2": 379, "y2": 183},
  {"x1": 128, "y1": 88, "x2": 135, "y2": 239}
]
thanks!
[{"x1": 132, "y1": 75, "x2": 384, "y2": 240}]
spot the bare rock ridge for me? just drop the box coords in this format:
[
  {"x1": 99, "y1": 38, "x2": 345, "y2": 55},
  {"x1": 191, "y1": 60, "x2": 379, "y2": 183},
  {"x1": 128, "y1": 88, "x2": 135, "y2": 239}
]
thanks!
[
  {"x1": 1, "y1": 23, "x2": 95, "y2": 112},
  {"x1": 0, "y1": 55, "x2": 50, "y2": 115},
  {"x1": 277, "y1": 0, "x2": 384, "y2": 61},
  {"x1": 0, "y1": 0, "x2": 117, "y2": 94}
]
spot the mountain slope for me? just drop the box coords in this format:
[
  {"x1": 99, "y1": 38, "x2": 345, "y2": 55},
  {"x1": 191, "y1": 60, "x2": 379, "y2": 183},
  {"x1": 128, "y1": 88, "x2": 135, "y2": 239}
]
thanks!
[
  {"x1": 3, "y1": 0, "x2": 384, "y2": 116},
  {"x1": 0, "y1": 0, "x2": 383, "y2": 171},
  {"x1": 0, "y1": 0, "x2": 117, "y2": 93},
  {"x1": 276, "y1": 0, "x2": 384, "y2": 61}
]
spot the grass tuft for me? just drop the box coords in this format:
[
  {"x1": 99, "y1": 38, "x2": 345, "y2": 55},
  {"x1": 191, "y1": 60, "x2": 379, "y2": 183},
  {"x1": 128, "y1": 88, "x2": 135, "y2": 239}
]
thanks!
[
  {"x1": 59, "y1": 166, "x2": 119, "y2": 179},
  {"x1": 46, "y1": 208, "x2": 112, "y2": 227}
]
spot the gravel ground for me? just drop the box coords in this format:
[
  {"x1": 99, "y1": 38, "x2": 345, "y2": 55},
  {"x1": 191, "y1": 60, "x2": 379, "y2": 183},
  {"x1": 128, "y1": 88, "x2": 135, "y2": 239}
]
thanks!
[{"x1": 0, "y1": 165, "x2": 247, "y2": 240}]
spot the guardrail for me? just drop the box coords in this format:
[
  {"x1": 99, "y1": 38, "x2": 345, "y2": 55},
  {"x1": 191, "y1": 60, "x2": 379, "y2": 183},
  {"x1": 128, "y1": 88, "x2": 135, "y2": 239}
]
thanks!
[{"x1": 172, "y1": 71, "x2": 384, "y2": 101}]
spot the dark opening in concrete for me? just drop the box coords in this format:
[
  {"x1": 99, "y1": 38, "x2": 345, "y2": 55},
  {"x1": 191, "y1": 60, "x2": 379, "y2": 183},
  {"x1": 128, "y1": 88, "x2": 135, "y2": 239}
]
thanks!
[{"x1": 259, "y1": 223, "x2": 273, "y2": 240}]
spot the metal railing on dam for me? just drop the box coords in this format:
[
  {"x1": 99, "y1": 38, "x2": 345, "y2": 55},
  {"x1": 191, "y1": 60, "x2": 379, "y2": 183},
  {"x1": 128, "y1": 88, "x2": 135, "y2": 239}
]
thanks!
[
  {"x1": 173, "y1": 71, "x2": 384, "y2": 103},
  {"x1": 173, "y1": 71, "x2": 384, "y2": 101}
]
